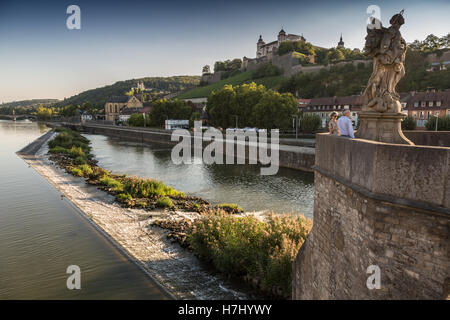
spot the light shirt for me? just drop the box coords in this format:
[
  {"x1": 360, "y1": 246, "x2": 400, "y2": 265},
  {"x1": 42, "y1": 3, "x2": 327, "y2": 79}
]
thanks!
[{"x1": 337, "y1": 116, "x2": 355, "y2": 138}]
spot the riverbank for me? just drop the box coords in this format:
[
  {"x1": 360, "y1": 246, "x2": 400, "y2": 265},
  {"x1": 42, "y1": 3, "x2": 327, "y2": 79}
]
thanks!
[{"x1": 17, "y1": 131, "x2": 250, "y2": 299}]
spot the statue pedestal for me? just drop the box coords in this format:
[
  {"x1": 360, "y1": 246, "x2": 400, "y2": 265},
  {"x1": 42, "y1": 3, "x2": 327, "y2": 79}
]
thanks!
[{"x1": 356, "y1": 112, "x2": 414, "y2": 145}]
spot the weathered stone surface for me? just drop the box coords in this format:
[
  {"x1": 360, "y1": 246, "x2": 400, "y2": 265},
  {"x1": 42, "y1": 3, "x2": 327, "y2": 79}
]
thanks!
[{"x1": 293, "y1": 134, "x2": 450, "y2": 300}]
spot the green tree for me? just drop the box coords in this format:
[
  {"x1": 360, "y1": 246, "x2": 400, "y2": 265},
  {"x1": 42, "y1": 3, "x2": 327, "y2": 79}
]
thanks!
[
  {"x1": 300, "y1": 114, "x2": 321, "y2": 132},
  {"x1": 252, "y1": 90, "x2": 298, "y2": 129},
  {"x1": 207, "y1": 84, "x2": 237, "y2": 128},
  {"x1": 128, "y1": 113, "x2": 150, "y2": 127},
  {"x1": 326, "y1": 48, "x2": 345, "y2": 63},
  {"x1": 149, "y1": 99, "x2": 193, "y2": 127},
  {"x1": 401, "y1": 116, "x2": 417, "y2": 131}
]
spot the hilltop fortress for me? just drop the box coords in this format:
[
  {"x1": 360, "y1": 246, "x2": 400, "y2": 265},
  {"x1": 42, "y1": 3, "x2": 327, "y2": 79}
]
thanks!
[{"x1": 202, "y1": 28, "x2": 370, "y2": 84}]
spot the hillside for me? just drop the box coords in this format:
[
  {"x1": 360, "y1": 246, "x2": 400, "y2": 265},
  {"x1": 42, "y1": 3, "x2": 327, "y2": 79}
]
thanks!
[
  {"x1": 176, "y1": 71, "x2": 285, "y2": 99},
  {"x1": 57, "y1": 76, "x2": 200, "y2": 107},
  {"x1": 0, "y1": 99, "x2": 60, "y2": 108}
]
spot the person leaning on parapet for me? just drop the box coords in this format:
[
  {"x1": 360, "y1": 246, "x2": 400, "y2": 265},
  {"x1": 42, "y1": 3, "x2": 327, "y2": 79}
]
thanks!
[
  {"x1": 328, "y1": 112, "x2": 339, "y2": 135},
  {"x1": 337, "y1": 109, "x2": 355, "y2": 138}
]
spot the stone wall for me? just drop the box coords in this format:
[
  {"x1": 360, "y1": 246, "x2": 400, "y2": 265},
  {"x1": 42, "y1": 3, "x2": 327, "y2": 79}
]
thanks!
[
  {"x1": 404, "y1": 130, "x2": 450, "y2": 147},
  {"x1": 293, "y1": 133, "x2": 450, "y2": 299}
]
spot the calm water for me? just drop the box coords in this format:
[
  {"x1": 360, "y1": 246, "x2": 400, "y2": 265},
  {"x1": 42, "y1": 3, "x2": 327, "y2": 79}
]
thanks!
[
  {"x1": 0, "y1": 120, "x2": 170, "y2": 299},
  {"x1": 87, "y1": 134, "x2": 315, "y2": 216}
]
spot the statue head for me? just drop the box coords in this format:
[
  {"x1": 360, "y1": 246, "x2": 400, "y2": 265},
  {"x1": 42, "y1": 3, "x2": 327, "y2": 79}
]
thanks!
[{"x1": 390, "y1": 11, "x2": 405, "y2": 28}]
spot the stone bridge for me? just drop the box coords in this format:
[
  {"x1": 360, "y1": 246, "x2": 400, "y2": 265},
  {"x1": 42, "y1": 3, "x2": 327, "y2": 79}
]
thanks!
[{"x1": 0, "y1": 114, "x2": 37, "y2": 121}]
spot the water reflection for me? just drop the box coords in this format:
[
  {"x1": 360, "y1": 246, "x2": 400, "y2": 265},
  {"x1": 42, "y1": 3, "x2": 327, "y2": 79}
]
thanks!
[{"x1": 87, "y1": 134, "x2": 315, "y2": 217}]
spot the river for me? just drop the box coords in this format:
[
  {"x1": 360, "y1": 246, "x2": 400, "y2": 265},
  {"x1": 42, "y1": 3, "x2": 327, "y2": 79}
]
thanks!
[
  {"x1": 86, "y1": 134, "x2": 315, "y2": 217},
  {"x1": 0, "y1": 120, "x2": 170, "y2": 299}
]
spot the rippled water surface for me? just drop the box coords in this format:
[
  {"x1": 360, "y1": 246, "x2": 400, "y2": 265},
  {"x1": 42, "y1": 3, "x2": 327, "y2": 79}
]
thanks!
[
  {"x1": 0, "y1": 120, "x2": 170, "y2": 299},
  {"x1": 86, "y1": 134, "x2": 315, "y2": 217}
]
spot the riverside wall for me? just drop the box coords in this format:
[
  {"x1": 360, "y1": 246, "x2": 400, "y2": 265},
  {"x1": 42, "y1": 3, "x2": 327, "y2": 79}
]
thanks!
[
  {"x1": 54, "y1": 123, "x2": 316, "y2": 172},
  {"x1": 292, "y1": 133, "x2": 450, "y2": 299}
]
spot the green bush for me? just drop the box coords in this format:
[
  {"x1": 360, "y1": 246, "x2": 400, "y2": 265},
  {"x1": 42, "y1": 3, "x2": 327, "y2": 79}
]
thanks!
[
  {"x1": 73, "y1": 156, "x2": 87, "y2": 165},
  {"x1": 300, "y1": 114, "x2": 322, "y2": 132},
  {"x1": 401, "y1": 116, "x2": 417, "y2": 130},
  {"x1": 99, "y1": 176, "x2": 124, "y2": 191},
  {"x1": 217, "y1": 203, "x2": 244, "y2": 214},
  {"x1": 49, "y1": 146, "x2": 69, "y2": 154},
  {"x1": 66, "y1": 146, "x2": 86, "y2": 159},
  {"x1": 71, "y1": 167, "x2": 83, "y2": 177},
  {"x1": 156, "y1": 196, "x2": 174, "y2": 208},
  {"x1": 78, "y1": 164, "x2": 93, "y2": 176},
  {"x1": 426, "y1": 115, "x2": 450, "y2": 131},
  {"x1": 116, "y1": 193, "x2": 133, "y2": 202},
  {"x1": 123, "y1": 177, "x2": 184, "y2": 198},
  {"x1": 188, "y1": 214, "x2": 312, "y2": 298},
  {"x1": 252, "y1": 64, "x2": 283, "y2": 79}
]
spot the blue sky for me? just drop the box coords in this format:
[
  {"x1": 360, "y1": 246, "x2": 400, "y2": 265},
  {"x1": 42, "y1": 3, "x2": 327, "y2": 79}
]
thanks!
[{"x1": 0, "y1": 0, "x2": 449, "y2": 102}]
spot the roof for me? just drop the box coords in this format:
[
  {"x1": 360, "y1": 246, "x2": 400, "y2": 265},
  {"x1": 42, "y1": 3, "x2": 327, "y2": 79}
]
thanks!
[
  {"x1": 307, "y1": 95, "x2": 363, "y2": 107},
  {"x1": 297, "y1": 99, "x2": 311, "y2": 105},
  {"x1": 106, "y1": 96, "x2": 129, "y2": 103},
  {"x1": 404, "y1": 90, "x2": 450, "y2": 109},
  {"x1": 120, "y1": 107, "x2": 142, "y2": 115}
]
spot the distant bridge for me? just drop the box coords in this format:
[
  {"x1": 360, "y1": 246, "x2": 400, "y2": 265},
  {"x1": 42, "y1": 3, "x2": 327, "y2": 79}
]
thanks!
[{"x1": 0, "y1": 114, "x2": 37, "y2": 121}]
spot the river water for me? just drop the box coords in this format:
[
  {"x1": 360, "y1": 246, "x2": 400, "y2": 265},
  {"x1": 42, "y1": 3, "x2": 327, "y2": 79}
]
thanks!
[
  {"x1": 0, "y1": 120, "x2": 170, "y2": 299},
  {"x1": 0, "y1": 120, "x2": 315, "y2": 299},
  {"x1": 86, "y1": 134, "x2": 315, "y2": 217}
]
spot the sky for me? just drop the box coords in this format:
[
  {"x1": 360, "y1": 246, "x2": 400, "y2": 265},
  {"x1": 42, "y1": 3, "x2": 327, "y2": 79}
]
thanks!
[{"x1": 0, "y1": 0, "x2": 449, "y2": 102}]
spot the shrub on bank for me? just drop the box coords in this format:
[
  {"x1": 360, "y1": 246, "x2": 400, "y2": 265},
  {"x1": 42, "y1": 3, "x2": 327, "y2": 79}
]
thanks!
[
  {"x1": 71, "y1": 167, "x2": 83, "y2": 177},
  {"x1": 188, "y1": 213, "x2": 312, "y2": 298},
  {"x1": 116, "y1": 193, "x2": 133, "y2": 202},
  {"x1": 123, "y1": 177, "x2": 185, "y2": 198},
  {"x1": 78, "y1": 164, "x2": 93, "y2": 176},
  {"x1": 156, "y1": 196, "x2": 174, "y2": 208},
  {"x1": 99, "y1": 176, "x2": 124, "y2": 191},
  {"x1": 217, "y1": 203, "x2": 244, "y2": 214}
]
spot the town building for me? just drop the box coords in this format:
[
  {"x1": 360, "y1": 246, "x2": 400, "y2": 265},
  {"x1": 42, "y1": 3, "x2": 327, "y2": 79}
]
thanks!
[
  {"x1": 104, "y1": 95, "x2": 143, "y2": 122},
  {"x1": 301, "y1": 95, "x2": 363, "y2": 128},
  {"x1": 404, "y1": 89, "x2": 450, "y2": 127},
  {"x1": 297, "y1": 99, "x2": 311, "y2": 113},
  {"x1": 118, "y1": 105, "x2": 151, "y2": 123}
]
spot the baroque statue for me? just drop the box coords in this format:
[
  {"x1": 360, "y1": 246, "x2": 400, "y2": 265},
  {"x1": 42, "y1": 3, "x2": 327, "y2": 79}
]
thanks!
[{"x1": 355, "y1": 10, "x2": 414, "y2": 145}]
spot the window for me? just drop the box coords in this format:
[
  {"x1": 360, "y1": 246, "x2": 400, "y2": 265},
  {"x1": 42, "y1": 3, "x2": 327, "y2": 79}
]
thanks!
[
  {"x1": 421, "y1": 101, "x2": 426, "y2": 107},
  {"x1": 414, "y1": 102, "x2": 418, "y2": 107},
  {"x1": 429, "y1": 101, "x2": 433, "y2": 107},
  {"x1": 412, "y1": 111, "x2": 417, "y2": 118},
  {"x1": 436, "y1": 101, "x2": 441, "y2": 107}
]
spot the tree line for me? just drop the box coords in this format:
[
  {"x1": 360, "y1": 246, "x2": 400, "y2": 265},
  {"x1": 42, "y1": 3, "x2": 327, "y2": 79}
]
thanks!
[{"x1": 206, "y1": 82, "x2": 298, "y2": 130}]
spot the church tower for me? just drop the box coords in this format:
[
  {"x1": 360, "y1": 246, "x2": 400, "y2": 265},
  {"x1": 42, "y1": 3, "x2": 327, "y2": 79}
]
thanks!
[
  {"x1": 337, "y1": 33, "x2": 344, "y2": 48},
  {"x1": 277, "y1": 27, "x2": 287, "y2": 44},
  {"x1": 257, "y1": 35, "x2": 265, "y2": 58}
]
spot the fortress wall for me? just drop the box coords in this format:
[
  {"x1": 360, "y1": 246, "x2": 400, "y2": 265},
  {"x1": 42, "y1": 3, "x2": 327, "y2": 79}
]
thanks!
[{"x1": 293, "y1": 133, "x2": 450, "y2": 299}]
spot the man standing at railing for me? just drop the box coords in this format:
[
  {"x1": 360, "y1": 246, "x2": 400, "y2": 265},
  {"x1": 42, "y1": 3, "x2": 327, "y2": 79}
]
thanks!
[{"x1": 338, "y1": 109, "x2": 355, "y2": 138}]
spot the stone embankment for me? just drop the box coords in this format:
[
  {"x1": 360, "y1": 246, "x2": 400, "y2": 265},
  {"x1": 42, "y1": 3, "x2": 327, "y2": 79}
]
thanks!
[{"x1": 17, "y1": 131, "x2": 249, "y2": 300}]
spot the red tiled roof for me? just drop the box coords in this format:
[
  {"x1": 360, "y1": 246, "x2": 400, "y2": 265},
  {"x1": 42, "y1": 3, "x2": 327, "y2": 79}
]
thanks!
[
  {"x1": 306, "y1": 95, "x2": 363, "y2": 108},
  {"x1": 404, "y1": 90, "x2": 450, "y2": 110}
]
